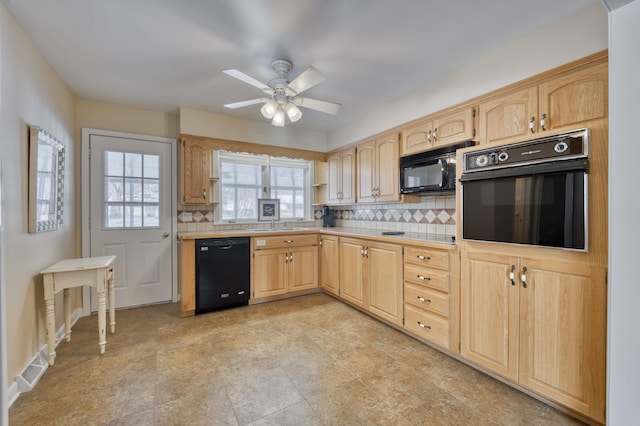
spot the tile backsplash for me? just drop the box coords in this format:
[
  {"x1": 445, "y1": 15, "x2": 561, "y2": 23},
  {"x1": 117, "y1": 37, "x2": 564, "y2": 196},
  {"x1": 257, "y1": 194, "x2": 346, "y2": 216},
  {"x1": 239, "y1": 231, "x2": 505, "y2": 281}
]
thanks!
[{"x1": 177, "y1": 194, "x2": 457, "y2": 238}]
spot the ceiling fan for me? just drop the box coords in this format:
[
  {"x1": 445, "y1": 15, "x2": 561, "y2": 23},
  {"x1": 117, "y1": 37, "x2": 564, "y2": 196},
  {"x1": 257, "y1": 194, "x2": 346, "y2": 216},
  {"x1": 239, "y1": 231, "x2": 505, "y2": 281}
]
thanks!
[{"x1": 223, "y1": 59, "x2": 341, "y2": 127}]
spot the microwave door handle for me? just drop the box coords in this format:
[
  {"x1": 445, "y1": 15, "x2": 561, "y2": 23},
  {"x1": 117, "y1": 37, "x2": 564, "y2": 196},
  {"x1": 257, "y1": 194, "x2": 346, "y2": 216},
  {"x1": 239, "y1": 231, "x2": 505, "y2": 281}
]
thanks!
[{"x1": 438, "y1": 159, "x2": 449, "y2": 188}]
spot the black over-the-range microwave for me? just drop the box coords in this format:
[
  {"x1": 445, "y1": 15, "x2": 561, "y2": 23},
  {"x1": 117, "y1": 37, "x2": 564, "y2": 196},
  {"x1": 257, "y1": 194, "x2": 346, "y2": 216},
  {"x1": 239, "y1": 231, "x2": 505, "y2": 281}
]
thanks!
[{"x1": 400, "y1": 141, "x2": 475, "y2": 194}]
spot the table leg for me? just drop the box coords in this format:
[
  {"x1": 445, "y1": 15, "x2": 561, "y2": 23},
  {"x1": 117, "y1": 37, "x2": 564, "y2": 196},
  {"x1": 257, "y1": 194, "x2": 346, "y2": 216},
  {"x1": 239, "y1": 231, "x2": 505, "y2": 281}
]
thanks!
[
  {"x1": 45, "y1": 296, "x2": 56, "y2": 366},
  {"x1": 108, "y1": 271, "x2": 116, "y2": 334},
  {"x1": 63, "y1": 288, "x2": 71, "y2": 342},
  {"x1": 97, "y1": 289, "x2": 107, "y2": 354}
]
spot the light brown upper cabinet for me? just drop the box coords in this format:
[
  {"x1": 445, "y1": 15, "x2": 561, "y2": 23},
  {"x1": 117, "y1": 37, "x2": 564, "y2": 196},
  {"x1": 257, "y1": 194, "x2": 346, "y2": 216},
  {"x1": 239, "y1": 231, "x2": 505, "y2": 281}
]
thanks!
[
  {"x1": 181, "y1": 138, "x2": 212, "y2": 204},
  {"x1": 478, "y1": 61, "x2": 607, "y2": 145},
  {"x1": 357, "y1": 132, "x2": 401, "y2": 203},
  {"x1": 327, "y1": 147, "x2": 356, "y2": 204},
  {"x1": 401, "y1": 107, "x2": 475, "y2": 156}
]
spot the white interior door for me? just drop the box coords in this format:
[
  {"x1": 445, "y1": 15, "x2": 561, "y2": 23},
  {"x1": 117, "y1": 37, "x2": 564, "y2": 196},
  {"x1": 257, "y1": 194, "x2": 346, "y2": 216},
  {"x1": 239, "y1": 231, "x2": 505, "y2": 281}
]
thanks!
[{"x1": 88, "y1": 133, "x2": 174, "y2": 309}]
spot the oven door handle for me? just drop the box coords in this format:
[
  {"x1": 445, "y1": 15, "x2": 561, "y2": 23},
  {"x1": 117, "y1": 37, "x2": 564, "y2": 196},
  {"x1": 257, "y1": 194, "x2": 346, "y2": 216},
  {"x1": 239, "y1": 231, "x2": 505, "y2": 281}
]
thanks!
[{"x1": 460, "y1": 158, "x2": 588, "y2": 183}]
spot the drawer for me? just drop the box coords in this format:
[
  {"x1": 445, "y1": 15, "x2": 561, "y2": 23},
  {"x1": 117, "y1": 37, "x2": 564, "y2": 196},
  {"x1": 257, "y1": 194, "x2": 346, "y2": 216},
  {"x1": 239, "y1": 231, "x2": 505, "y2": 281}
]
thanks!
[
  {"x1": 404, "y1": 246, "x2": 449, "y2": 270},
  {"x1": 404, "y1": 283, "x2": 449, "y2": 317},
  {"x1": 253, "y1": 234, "x2": 318, "y2": 250},
  {"x1": 404, "y1": 304, "x2": 449, "y2": 349},
  {"x1": 404, "y1": 263, "x2": 449, "y2": 292}
]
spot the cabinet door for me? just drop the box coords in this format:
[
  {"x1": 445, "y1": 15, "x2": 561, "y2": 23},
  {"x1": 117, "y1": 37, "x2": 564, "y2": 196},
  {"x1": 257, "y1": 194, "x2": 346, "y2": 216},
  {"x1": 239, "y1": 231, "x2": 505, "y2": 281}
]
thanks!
[
  {"x1": 460, "y1": 250, "x2": 519, "y2": 380},
  {"x1": 538, "y1": 61, "x2": 608, "y2": 132},
  {"x1": 327, "y1": 153, "x2": 341, "y2": 204},
  {"x1": 478, "y1": 87, "x2": 538, "y2": 144},
  {"x1": 339, "y1": 238, "x2": 365, "y2": 307},
  {"x1": 518, "y1": 259, "x2": 605, "y2": 423},
  {"x1": 181, "y1": 139, "x2": 211, "y2": 204},
  {"x1": 375, "y1": 134, "x2": 401, "y2": 202},
  {"x1": 340, "y1": 148, "x2": 356, "y2": 204},
  {"x1": 253, "y1": 249, "x2": 288, "y2": 298},
  {"x1": 367, "y1": 242, "x2": 403, "y2": 326},
  {"x1": 433, "y1": 108, "x2": 475, "y2": 148},
  {"x1": 401, "y1": 120, "x2": 432, "y2": 156},
  {"x1": 356, "y1": 141, "x2": 376, "y2": 203},
  {"x1": 320, "y1": 236, "x2": 340, "y2": 296},
  {"x1": 289, "y1": 246, "x2": 318, "y2": 292}
]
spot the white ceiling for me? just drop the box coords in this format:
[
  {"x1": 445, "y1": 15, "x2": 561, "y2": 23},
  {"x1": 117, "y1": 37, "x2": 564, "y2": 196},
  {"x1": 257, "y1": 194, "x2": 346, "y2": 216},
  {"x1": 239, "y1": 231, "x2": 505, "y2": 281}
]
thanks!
[{"x1": 5, "y1": 0, "x2": 598, "y2": 132}]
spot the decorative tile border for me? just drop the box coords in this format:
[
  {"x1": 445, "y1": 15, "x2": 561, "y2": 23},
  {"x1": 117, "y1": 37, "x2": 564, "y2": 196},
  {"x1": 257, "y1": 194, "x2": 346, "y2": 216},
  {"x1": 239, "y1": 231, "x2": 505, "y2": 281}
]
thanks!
[{"x1": 177, "y1": 194, "x2": 457, "y2": 237}]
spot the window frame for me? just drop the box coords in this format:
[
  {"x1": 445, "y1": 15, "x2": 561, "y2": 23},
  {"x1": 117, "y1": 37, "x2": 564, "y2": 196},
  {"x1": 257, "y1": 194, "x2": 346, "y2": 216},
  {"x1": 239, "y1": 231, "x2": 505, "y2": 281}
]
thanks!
[{"x1": 216, "y1": 151, "x2": 311, "y2": 224}]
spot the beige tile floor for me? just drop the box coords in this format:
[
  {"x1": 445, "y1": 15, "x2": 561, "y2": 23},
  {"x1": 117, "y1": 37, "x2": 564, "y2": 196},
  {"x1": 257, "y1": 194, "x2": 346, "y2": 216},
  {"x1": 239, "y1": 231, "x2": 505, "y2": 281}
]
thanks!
[{"x1": 9, "y1": 293, "x2": 583, "y2": 425}]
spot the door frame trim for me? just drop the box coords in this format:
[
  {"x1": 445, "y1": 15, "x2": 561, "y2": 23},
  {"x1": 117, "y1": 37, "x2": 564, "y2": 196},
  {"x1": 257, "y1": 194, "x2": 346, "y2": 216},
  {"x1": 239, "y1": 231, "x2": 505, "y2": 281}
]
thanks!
[{"x1": 81, "y1": 128, "x2": 178, "y2": 315}]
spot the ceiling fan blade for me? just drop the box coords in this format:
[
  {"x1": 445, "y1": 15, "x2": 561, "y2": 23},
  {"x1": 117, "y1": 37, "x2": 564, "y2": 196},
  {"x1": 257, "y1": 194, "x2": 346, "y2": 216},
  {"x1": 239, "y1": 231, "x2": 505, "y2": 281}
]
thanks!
[
  {"x1": 223, "y1": 98, "x2": 268, "y2": 109},
  {"x1": 295, "y1": 97, "x2": 341, "y2": 115},
  {"x1": 288, "y1": 66, "x2": 326, "y2": 95},
  {"x1": 223, "y1": 69, "x2": 270, "y2": 91}
]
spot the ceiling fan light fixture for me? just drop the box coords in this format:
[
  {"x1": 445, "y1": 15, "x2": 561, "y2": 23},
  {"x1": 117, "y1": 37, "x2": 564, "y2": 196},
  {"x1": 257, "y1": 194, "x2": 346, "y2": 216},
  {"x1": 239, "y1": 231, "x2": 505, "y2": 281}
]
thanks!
[
  {"x1": 272, "y1": 107, "x2": 285, "y2": 127},
  {"x1": 285, "y1": 102, "x2": 302, "y2": 122},
  {"x1": 261, "y1": 99, "x2": 278, "y2": 119}
]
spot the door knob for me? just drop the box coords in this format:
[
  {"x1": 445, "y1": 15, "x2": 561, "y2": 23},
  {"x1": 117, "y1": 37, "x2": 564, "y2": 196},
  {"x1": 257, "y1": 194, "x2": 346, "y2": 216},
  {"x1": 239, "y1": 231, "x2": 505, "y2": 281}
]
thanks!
[{"x1": 163, "y1": 232, "x2": 170, "y2": 238}]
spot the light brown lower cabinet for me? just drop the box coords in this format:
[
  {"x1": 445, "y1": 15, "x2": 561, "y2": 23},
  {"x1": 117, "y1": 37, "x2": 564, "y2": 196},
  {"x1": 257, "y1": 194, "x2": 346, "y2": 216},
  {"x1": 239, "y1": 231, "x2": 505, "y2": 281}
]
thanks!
[
  {"x1": 460, "y1": 250, "x2": 606, "y2": 423},
  {"x1": 339, "y1": 237, "x2": 403, "y2": 326},
  {"x1": 319, "y1": 235, "x2": 340, "y2": 296},
  {"x1": 252, "y1": 235, "x2": 319, "y2": 302}
]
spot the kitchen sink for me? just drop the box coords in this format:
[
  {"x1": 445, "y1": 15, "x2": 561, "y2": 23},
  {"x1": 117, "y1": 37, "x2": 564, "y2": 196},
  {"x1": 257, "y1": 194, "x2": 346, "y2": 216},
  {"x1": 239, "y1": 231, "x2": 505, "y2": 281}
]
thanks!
[{"x1": 249, "y1": 227, "x2": 310, "y2": 232}]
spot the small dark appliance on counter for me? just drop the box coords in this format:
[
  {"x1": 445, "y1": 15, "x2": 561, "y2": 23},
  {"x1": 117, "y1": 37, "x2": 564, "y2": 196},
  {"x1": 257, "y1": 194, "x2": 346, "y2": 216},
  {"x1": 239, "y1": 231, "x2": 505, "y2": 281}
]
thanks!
[{"x1": 322, "y1": 206, "x2": 335, "y2": 227}]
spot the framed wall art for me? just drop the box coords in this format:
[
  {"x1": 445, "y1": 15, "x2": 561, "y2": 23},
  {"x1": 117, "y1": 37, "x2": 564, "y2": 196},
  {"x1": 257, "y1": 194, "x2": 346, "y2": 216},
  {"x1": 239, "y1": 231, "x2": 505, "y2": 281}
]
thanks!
[{"x1": 258, "y1": 198, "x2": 280, "y2": 222}]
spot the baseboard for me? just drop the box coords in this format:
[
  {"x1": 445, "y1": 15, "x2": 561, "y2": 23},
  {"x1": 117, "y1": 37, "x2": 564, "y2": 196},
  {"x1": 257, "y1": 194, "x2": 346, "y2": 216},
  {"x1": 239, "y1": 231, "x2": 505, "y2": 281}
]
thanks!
[{"x1": 8, "y1": 307, "x2": 83, "y2": 407}]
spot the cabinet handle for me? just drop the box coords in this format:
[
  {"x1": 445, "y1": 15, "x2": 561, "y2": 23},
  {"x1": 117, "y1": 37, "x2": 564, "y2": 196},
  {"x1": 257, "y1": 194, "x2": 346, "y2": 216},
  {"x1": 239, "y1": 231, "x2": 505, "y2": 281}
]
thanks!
[
  {"x1": 540, "y1": 113, "x2": 547, "y2": 131},
  {"x1": 529, "y1": 117, "x2": 536, "y2": 133},
  {"x1": 417, "y1": 255, "x2": 431, "y2": 260},
  {"x1": 433, "y1": 127, "x2": 438, "y2": 141},
  {"x1": 417, "y1": 296, "x2": 431, "y2": 303},
  {"x1": 284, "y1": 240, "x2": 293, "y2": 244},
  {"x1": 202, "y1": 189, "x2": 207, "y2": 199},
  {"x1": 319, "y1": 240, "x2": 323, "y2": 247},
  {"x1": 417, "y1": 275, "x2": 430, "y2": 281},
  {"x1": 510, "y1": 265, "x2": 516, "y2": 286},
  {"x1": 360, "y1": 247, "x2": 365, "y2": 257},
  {"x1": 285, "y1": 253, "x2": 289, "y2": 263},
  {"x1": 289, "y1": 252, "x2": 293, "y2": 262},
  {"x1": 521, "y1": 266, "x2": 528, "y2": 288},
  {"x1": 417, "y1": 321, "x2": 431, "y2": 330},
  {"x1": 364, "y1": 247, "x2": 369, "y2": 258},
  {"x1": 427, "y1": 130, "x2": 432, "y2": 143}
]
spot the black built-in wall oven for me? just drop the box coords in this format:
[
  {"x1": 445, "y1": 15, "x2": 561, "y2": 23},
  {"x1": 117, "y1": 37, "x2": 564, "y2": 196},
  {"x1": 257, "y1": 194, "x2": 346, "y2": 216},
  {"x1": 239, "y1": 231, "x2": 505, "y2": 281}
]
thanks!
[{"x1": 460, "y1": 128, "x2": 589, "y2": 251}]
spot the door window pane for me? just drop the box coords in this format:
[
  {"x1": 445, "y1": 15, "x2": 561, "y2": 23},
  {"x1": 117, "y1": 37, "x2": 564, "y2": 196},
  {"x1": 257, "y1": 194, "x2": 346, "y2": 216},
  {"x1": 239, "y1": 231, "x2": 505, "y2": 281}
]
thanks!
[{"x1": 104, "y1": 151, "x2": 160, "y2": 228}]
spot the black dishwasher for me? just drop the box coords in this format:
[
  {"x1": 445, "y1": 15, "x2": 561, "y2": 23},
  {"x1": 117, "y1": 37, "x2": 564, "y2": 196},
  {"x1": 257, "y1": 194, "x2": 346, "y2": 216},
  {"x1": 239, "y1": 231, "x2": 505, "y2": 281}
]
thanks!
[{"x1": 195, "y1": 237, "x2": 250, "y2": 314}]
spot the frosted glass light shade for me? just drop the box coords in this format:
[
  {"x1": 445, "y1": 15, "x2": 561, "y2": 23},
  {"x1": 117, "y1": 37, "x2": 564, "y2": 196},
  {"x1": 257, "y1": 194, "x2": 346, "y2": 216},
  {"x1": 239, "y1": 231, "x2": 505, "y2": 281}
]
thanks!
[
  {"x1": 285, "y1": 103, "x2": 302, "y2": 122},
  {"x1": 261, "y1": 100, "x2": 278, "y2": 119},
  {"x1": 272, "y1": 108, "x2": 285, "y2": 127}
]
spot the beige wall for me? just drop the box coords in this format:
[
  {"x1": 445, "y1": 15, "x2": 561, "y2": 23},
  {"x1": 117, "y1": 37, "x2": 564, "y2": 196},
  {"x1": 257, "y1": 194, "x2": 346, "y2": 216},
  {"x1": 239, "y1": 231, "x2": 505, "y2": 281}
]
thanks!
[
  {"x1": 0, "y1": 6, "x2": 77, "y2": 388},
  {"x1": 327, "y1": 2, "x2": 609, "y2": 150},
  {"x1": 180, "y1": 107, "x2": 328, "y2": 152}
]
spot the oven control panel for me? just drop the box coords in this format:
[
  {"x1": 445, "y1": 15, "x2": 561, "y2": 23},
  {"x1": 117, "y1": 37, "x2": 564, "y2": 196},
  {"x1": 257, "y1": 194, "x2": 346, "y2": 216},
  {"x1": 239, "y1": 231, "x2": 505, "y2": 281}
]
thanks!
[{"x1": 463, "y1": 128, "x2": 589, "y2": 172}]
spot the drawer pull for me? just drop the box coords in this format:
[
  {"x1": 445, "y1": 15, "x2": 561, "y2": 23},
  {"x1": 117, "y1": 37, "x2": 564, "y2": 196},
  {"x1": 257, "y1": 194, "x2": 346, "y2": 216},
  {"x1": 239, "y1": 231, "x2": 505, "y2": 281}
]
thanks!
[
  {"x1": 417, "y1": 296, "x2": 431, "y2": 303},
  {"x1": 417, "y1": 321, "x2": 431, "y2": 330},
  {"x1": 417, "y1": 275, "x2": 430, "y2": 281},
  {"x1": 417, "y1": 255, "x2": 431, "y2": 260},
  {"x1": 284, "y1": 240, "x2": 293, "y2": 244}
]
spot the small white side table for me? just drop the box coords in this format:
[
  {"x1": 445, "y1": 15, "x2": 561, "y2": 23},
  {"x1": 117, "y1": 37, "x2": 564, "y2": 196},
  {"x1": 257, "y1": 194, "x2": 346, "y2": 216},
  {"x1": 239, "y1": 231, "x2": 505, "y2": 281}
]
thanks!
[{"x1": 40, "y1": 255, "x2": 116, "y2": 366}]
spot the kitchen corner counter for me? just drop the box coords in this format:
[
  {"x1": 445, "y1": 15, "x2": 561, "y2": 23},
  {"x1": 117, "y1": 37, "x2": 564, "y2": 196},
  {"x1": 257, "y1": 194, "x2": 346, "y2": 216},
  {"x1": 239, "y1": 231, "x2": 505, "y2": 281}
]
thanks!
[{"x1": 178, "y1": 226, "x2": 456, "y2": 249}]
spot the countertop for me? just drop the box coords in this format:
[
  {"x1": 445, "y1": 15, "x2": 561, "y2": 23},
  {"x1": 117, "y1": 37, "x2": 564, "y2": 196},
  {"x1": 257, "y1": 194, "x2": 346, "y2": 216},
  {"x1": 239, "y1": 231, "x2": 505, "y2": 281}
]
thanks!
[{"x1": 178, "y1": 226, "x2": 456, "y2": 249}]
